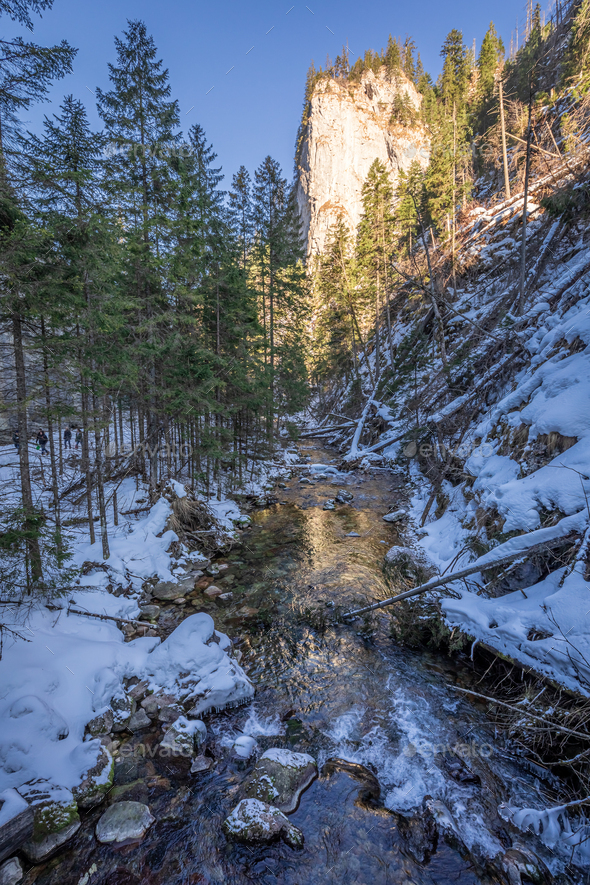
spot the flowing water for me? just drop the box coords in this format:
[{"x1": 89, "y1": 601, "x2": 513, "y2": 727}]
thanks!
[{"x1": 34, "y1": 443, "x2": 560, "y2": 885}]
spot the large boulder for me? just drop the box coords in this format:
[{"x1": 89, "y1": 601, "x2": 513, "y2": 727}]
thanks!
[
  {"x1": 95, "y1": 801, "x2": 154, "y2": 845},
  {"x1": 72, "y1": 744, "x2": 114, "y2": 810},
  {"x1": 243, "y1": 748, "x2": 317, "y2": 813},
  {"x1": 222, "y1": 798, "x2": 303, "y2": 849},
  {"x1": 145, "y1": 613, "x2": 254, "y2": 715},
  {"x1": 16, "y1": 781, "x2": 80, "y2": 863}
]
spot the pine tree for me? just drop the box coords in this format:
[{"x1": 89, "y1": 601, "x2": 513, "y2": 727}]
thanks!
[
  {"x1": 252, "y1": 157, "x2": 307, "y2": 430},
  {"x1": 474, "y1": 22, "x2": 504, "y2": 133},
  {"x1": 229, "y1": 165, "x2": 253, "y2": 271},
  {"x1": 0, "y1": 1, "x2": 76, "y2": 589},
  {"x1": 356, "y1": 159, "x2": 396, "y2": 379},
  {"x1": 440, "y1": 29, "x2": 470, "y2": 112},
  {"x1": 97, "y1": 20, "x2": 180, "y2": 490},
  {"x1": 403, "y1": 37, "x2": 417, "y2": 84},
  {"x1": 385, "y1": 35, "x2": 401, "y2": 79}
]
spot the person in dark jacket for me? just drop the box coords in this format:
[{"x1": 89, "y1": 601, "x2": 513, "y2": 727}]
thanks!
[
  {"x1": 12, "y1": 430, "x2": 19, "y2": 453},
  {"x1": 75, "y1": 428, "x2": 82, "y2": 449},
  {"x1": 64, "y1": 426, "x2": 72, "y2": 449},
  {"x1": 36, "y1": 429, "x2": 48, "y2": 455}
]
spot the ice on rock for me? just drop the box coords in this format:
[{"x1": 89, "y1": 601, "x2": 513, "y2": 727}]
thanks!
[{"x1": 146, "y1": 613, "x2": 254, "y2": 714}]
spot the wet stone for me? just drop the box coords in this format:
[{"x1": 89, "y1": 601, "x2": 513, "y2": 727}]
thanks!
[
  {"x1": 243, "y1": 748, "x2": 317, "y2": 813},
  {"x1": 190, "y1": 756, "x2": 214, "y2": 774},
  {"x1": 397, "y1": 804, "x2": 438, "y2": 863},
  {"x1": 222, "y1": 798, "x2": 303, "y2": 849},
  {"x1": 95, "y1": 801, "x2": 154, "y2": 845}
]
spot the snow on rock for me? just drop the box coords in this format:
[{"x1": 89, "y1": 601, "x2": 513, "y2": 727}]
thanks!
[
  {"x1": 147, "y1": 613, "x2": 254, "y2": 714},
  {"x1": 222, "y1": 798, "x2": 304, "y2": 848},
  {"x1": 309, "y1": 463, "x2": 339, "y2": 475},
  {"x1": 232, "y1": 735, "x2": 258, "y2": 759},
  {"x1": 0, "y1": 610, "x2": 251, "y2": 802}
]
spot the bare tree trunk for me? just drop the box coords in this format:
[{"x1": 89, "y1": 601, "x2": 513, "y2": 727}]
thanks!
[
  {"x1": 58, "y1": 415, "x2": 63, "y2": 477},
  {"x1": 12, "y1": 311, "x2": 44, "y2": 587},
  {"x1": 40, "y1": 316, "x2": 63, "y2": 561},
  {"x1": 518, "y1": 88, "x2": 534, "y2": 315},
  {"x1": 499, "y1": 76, "x2": 511, "y2": 198},
  {"x1": 80, "y1": 383, "x2": 95, "y2": 546},
  {"x1": 92, "y1": 394, "x2": 110, "y2": 559}
]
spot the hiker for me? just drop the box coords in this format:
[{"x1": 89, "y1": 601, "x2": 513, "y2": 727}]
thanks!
[
  {"x1": 12, "y1": 430, "x2": 19, "y2": 453},
  {"x1": 64, "y1": 426, "x2": 72, "y2": 449},
  {"x1": 75, "y1": 428, "x2": 82, "y2": 450},
  {"x1": 36, "y1": 429, "x2": 49, "y2": 455}
]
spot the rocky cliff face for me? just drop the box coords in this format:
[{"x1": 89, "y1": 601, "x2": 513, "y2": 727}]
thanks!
[{"x1": 295, "y1": 69, "x2": 430, "y2": 257}]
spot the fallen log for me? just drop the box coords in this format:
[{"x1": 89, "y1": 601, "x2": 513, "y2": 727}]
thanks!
[
  {"x1": 299, "y1": 423, "x2": 355, "y2": 439},
  {"x1": 343, "y1": 533, "x2": 577, "y2": 619},
  {"x1": 51, "y1": 606, "x2": 150, "y2": 628}
]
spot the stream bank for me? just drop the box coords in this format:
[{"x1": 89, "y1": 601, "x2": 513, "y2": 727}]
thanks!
[{"x1": 19, "y1": 442, "x2": 577, "y2": 885}]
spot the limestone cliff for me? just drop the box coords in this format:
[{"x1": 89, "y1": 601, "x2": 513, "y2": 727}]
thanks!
[{"x1": 295, "y1": 69, "x2": 430, "y2": 257}]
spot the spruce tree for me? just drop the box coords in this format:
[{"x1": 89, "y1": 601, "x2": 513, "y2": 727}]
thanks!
[
  {"x1": 229, "y1": 165, "x2": 253, "y2": 271},
  {"x1": 474, "y1": 22, "x2": 504, "y2": 133},
  {"x1": 356, "y1": 159, "x2": 396, "y2": 379},
  {"x1": 97, "y1": 20, "x2": 180, "y2": 490}
]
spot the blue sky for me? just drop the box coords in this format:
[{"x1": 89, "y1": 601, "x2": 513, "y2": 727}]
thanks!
[{"x1": 9, "y1": 0, "x2": 529, "y2": 186}]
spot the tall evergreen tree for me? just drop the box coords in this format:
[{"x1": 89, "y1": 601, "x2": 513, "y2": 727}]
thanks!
[
  {"x1": 97, "y1": 20, "x2": 180, "y2": 490},
  {"x1": 252, "y1": 156, "x2": 307, "y2": 428},
  {"x1": 229, "y1": 165, "x2": 253, "y2": 272},
  {"x1": 356, "y1": 159, "x2": 396, "y2": 379}
]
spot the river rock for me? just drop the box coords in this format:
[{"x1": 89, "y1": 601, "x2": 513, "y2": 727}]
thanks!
[
  {"x1": 439, "y1": 753, "x2": 481, "y2": 786},
  {"x1": 151, "y1": 582, "x2": 181, "y2": 601},
  {"x1": 382, "y1": 509, "x2": 405, "y2": 522},
  {"x1": 335, "y1": 490, "x2": 354, "y2": 503},
  {"x1": 321, "y1": 758, "x2": 380, "y2": 806},
  {"x1": 397, "y1": 803, "x2": 438, "y2": 863},
  {"x1": 127, "y1": 709, "x2": 151, "y2": 733},
  {"x1": 158, "y1": 704, "x2": 184, "y2": 725},
  {"x1": 232, "y1": 735, "x2": 258, "y2": 760},
  {"x1": 323, "y1": 500, "x2": 335, "y2": 511},
  {"x1": 72, "y1": 745, "x2": 114, "y2": 810},
  {"x1": 499, "y1": 847, "x2": 552, "y2": 885},
  {"x1": 17, "y1": 781, "x2": 80, "y2": 863},
  {"x1": 159, "y1": 717, "x2": 207, "y2": 761},
  {"x1": 0, "y1": 857, "x2": 23, "y2": 885},
  {"x1": 138, "y1": 605, "x2": 160, "y2": 621},
  {"x1": 222, "y1": 798, "x2": 303, "y2": 849},
  {"x1": 86, "y1": 709, "x2": 114, "y2": 737},
  {"x1": 95, "y1": 801, "x2": 154, "y2": 845},
  {"x1": 110, "y1": 692, "x2": 136, "y2": 733},
  {"x1": 203, "y1": 585, "x2": 223, "y2": 597},
  {"x1": 243, "y1": 748, "x2": 317, "y2": 813},
  {"x1": 217, "y1": 592, "x2": 233, "y2": 604},
  {"x1": 190, "y1": 756, "x2": 214, "y2": 774}
]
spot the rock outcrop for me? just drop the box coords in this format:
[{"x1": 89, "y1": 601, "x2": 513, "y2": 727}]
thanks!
[{"x1": 296, "y1": 68, "x2": 430, "y2": 256}]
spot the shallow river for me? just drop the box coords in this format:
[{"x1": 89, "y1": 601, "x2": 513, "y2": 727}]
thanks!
[{"x1": 33, "y1": 443, "x2": 559, "y2": 885}]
